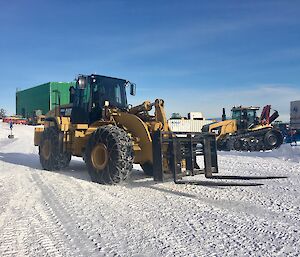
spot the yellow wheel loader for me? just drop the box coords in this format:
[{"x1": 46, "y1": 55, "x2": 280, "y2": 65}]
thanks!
[
  {"x1": 28, "y1": 110, "x2": 45, "y2": 126},
  {"x1": 203, "y1": 105, "x2": 283, "y2": 151},
  {"x1": 34, "y1": 74, "x2": 218, "y2": 184}
]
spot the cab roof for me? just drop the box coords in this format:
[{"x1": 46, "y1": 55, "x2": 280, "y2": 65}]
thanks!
[
  {"x1": 77, "y1": 74, "x2": 127, "y2": 83},
  {"x1": 231, "y1": 106, "x2": 260, "y2": 111}
]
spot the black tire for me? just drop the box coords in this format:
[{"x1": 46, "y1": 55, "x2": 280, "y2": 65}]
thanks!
[
  {"x1": 61, "y1": 153, "x2": 72, "y2": 168},
  {"x1": 217, "y1": 139, "x2": 228, "y2": 151},
  {"x1": 224, "y1": 140, "x2": 233, "y2": 151},
  {"x1": 39, "y1": 127, "x2": 71, "y2": 170},
  {"x1": 246, "y1": 138, "x2": 257, "y2": 152},
  {"x1": 256, "y1": 139, "x2": 265, "y2": 151},
  {"x1": 141, "y1": 162, "x2": 153, "y2": 176},
  {"x1": 85, "y1": 125, "x2": 134, "y2": 184},
  {"x1": 241, "y1": 140, "x2": 249, "y2": 151},
  {"x1": 264, "y1": 130, "x2": 283, "y2": 150},
  {"x1": 233, "y1": 139, "x2": 242, "y2": 151}
]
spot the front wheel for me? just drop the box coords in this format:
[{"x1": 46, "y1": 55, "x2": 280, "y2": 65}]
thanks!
[{"x1": 85, "y1": 125, "x2": 134, "y2": 184}]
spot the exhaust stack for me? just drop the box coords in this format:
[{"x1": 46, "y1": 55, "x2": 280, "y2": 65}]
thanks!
[{"x1": 222, "y1": 108, "x2": 226, "y2": 121}]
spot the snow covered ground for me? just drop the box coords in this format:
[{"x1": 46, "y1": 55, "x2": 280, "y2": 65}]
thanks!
[{"x1": 0, "y1": 120, "x2": 300, "y2": 257}]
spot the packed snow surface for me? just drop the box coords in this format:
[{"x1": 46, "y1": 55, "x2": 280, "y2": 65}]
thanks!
[{"x1": 0, "y1": 121, "x2": 300, "y2": 256}]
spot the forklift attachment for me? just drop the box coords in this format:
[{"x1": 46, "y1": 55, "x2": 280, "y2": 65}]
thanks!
[{"x1": 152, "y1": 131, "x2": 218, "y2": 183}]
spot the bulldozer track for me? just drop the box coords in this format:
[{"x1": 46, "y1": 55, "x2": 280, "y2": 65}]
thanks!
[{"x1": 220, "y1": 127, "x2": 283, "y2": 152}]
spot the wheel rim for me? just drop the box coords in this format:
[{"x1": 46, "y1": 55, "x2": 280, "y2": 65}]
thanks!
[
  {"x1": 268, "y1": 134, "x2": 277, "y2": 146},
  {"x1": 91, "y1": 143, "x2": 108, "y2": 170},
  {"x1": 42, "y1": 140, "x2": 51, "y2": 160}
]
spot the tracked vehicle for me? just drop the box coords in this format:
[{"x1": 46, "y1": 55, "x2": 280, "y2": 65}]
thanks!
[
  {"x1": 203, "y1": 105, "x2": 283, "y2": 151},
  {"x1": 34, "y1": 74, "x2": 218, "y2": 184}
]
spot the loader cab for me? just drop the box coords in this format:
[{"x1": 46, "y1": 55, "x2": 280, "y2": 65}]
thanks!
[
  {"x1": 70, "y1": 74, "x2": 135, "y2": 124},
  {"x1": 231, "y1": 106, "x2": 259, "y2": 130}
]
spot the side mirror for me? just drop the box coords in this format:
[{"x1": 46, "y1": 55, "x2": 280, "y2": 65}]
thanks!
[{"x1": 130, "y1": 83, "x2": 136, "y2": 96}]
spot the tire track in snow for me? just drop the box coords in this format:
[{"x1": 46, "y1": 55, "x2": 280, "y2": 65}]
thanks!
[
  {"x1": 54, "y1": 177, "x2": 230, "y2": 256},
  {"x1": 0, "y1": 171, "x2": 75, "y2": 257},
  {"x1": 42, "y1": 168, "x2": 300, "y2": 256},
  {"x1": 0, "y1": 171, "x2": 32, "y2": 257},
  {"x1": 104, "y1": 182, "x2": 300, "y2": 256},
  {"x1": 36, "y1": 172, "x2": 163, "y2": 256},
  {"x1": 217, "y1": 155, "x2": 300, "y2": 225},
  {"x1": 33, "y1": 169, "x2": 197, "y2": 256},
  {"x1": 31, "y1": 172, "x2": 118, "y2": 257}
]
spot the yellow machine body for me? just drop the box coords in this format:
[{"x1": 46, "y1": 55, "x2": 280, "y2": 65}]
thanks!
[
  {"x1": 208, "y1": 119, "x2": 237, "y2": 140},
  {"x1": 34, "y1": 74, "x2": 219, "y2": 184},
  {"x1": 34, "y1": 99, "x2": 168, "y2": 166},
  {"x1": 208, "y1": 119, "x2": 273, "y2": 140},
  {"x1": 204, "y1": 106, "x2": 283, "y2": 151}
]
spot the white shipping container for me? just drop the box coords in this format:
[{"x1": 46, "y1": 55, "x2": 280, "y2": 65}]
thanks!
[
  {"x1": 168, "y1": 119, "x2": 212, "y2": 132},
  {"x1": 188, "y1": 112, "x2": 204, "y2": 120},
  {"x1": 290, "y1": 101, "x2": 300, "y2": 129}
]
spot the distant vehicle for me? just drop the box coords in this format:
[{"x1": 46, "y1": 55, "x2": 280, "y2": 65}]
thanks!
[
  {"x1": 28, "y1": 110, "x2": 45, "y2": 125},
  {"x1": 3, "y1": 116, "x2": 28, "y2": 125},
  {"x1": 203, "y1": 105, "x2": 283, "y2": 151}
]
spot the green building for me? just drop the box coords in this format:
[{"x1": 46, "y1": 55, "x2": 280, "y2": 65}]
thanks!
[{"x1": 16, "y1": 82, "x2": 74, "y2": 118}]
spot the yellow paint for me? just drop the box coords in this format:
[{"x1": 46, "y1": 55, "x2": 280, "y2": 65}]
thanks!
[
  {"x1": 34, "y1": 127, "x2": 44, "y2": 146},
  {"x1": 34, "y1": 98, "x2": 175, "y2": 170},
  {"x1": 208, "y1": 120, "x2": 237, "y2": 140},
  {"x1": 114, "y1": 112, "x2": 153, "y2": 164},
  {"x1": 250, "y1": 124, "x2": 272, "y2": 131}
]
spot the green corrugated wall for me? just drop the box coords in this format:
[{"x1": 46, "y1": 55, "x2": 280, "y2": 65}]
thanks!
[
  {"x1": 16, "y1": 82, "x2": 75, "y2": 118},
  {"x1": 50, "y1": 82, "x2": 74, "y2": 110},
  {"x1": 16, "y1": 83, "x2": 50, "y2": 117}
]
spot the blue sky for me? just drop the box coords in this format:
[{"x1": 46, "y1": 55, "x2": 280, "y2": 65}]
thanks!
[{"x1": 1, "y1": 0, "x2": 300, "y2": 121}]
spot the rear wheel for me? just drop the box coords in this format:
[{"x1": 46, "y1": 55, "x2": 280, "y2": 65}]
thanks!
[
  {"x1": 61, "y1": 153, "x2": 72, "y2": 168},
  {"x1": 39, "y1": 127, "x2": 71, "y2": 170},
  {"x1": 85, "y1": 125, "x2": 134, "y2": 184}
]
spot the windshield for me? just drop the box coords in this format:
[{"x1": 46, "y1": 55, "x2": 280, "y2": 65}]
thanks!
[
  {"x1": 232, "y1": 109, "x2": 257, "y2": 128},
  {"x1": 91, "y1": 76, "x2": 127, "y2": 109},
  {"x1": 232, "y1": 110, "x2": 241, "y2": 121},
  {"x1": 74, "y1": 76, "x2": 128, "y2": 110},
  {"x1": 246, "y1": 110, "x2": 256, "y2": 125}
]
